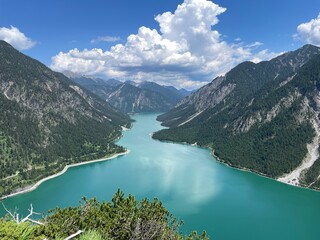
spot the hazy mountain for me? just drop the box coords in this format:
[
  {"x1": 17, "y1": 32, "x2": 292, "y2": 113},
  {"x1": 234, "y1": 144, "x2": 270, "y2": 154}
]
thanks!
[
  {"x1": 138, "y1": 81, "x2": 185, "y2": 104},
  {"x1": 105, "y1": 83, "x2": 176, "y2": 113},
  {"x1": 105, "y1": 78, "x2": 122, "y2": 87},
  {"x1": 124, "y1": 80, "x2": 138, "y2": 86},
  {"x1": 65, "y1": 73, "x2": 124, "y2": 101},
  {"x1": 0, "y1": 40, "x2": 131, "y2": 196},
  {"x1": 178, "y1": 88, "x2": 192, "y2": 97},
  {"x1": 154, "y1": 44, "x2": 320, "y2": 189},
  {"x1": 67, "y1": 76, "x2": 187, "y2": 113}
]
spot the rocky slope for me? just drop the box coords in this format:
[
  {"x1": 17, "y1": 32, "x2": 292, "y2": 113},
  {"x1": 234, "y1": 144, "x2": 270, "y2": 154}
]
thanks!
[
  {"x1": 64, "y1": 73, "x2": 121, "y2": 101},
  {"x1": 154, "y1": 44, "x2": 320, "y2": 189},
  {"x1": 0, "y1": 40, "x2": 131, "y2": 196},
  {"x1": 105, "y1": 83, "x2": 177, "y2": 113},
  {"x1": 67, "y1": 74, "x2": 188, "y2": 113}
]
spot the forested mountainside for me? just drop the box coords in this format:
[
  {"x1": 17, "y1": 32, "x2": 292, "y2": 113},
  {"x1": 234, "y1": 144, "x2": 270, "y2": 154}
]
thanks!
[
  {"x1": 0, "y1": 40, "x2": 131, "y2": 197},
  {"x1": 68, "y1": 74, "x2": 188, "y2": 113},
  {"x1": 154, "y1": 44, "x2": 320, "y2": 189}
]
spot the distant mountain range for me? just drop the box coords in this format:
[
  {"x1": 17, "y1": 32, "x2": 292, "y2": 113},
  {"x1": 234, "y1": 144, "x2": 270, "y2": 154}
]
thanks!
[
  {"x1": 153, "y1": 44, "x2": 320, "y2": 190},
  {"x1": 0, "y1": 40, "x2": 131, "y2": 197},
  {"x1": 66, "y1": 73, "x2": 191, "y2": 113}
]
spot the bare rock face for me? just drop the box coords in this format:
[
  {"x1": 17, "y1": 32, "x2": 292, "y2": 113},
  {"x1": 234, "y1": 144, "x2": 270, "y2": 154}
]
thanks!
[{"x1": 154, "y1": 44, "x2": 320, "y2": 190}]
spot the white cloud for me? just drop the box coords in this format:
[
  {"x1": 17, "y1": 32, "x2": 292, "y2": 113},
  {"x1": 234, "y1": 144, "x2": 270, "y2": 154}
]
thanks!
[
  {"x1": 91, "y1": 36, "x2": 121, "y2": 43},
  {"x1": 295, "y1": 14, "x2": 320, "y2": 46},
  {"x1": 246, "y1": 41, "x2": 263, "y2": 48},
  {"x1": 250, "y1": 49, "x2": 280, "y2": 64},
  {"x1": 51, "y1": 0, "x2": 277, "y2": 90},
  {"x1": 0, "y1": 26, "x2": 36, "y2": 50}
]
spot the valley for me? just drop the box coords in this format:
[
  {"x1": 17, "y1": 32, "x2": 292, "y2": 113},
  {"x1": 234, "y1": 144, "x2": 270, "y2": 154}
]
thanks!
[{"x1": 2, "y1": 0, "x2": 320, "y2": 239}]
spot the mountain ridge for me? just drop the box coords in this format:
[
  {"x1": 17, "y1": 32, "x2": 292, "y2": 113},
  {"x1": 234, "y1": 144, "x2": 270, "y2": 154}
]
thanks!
[
  {"x1": 153, "y1": 44, "x2": 320, "y2": 190},
  {"x1": 68, "y1": 74, "x2": 189, "y2": 113}
]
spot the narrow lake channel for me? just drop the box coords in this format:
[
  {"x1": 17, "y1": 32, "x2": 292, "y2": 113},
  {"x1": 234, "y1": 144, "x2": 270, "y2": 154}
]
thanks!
[{"x1": 2, "y1": 113, "x2": 320, "y2": 239}]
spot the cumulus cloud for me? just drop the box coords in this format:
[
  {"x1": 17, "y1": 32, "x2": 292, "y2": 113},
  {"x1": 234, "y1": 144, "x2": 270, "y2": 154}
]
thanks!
[
  {"x1": 51, "y1": 0, "x2": 277, "y2": 89},
  {"x1": 295, "y1": 14, "x2": 320, "y2": 46},
  {"x1": 91, "y1": 36, "x2": 121, "y2": 43},
  {"x1": 0, "y1": 26, "x2": 36, "y2": 50}
]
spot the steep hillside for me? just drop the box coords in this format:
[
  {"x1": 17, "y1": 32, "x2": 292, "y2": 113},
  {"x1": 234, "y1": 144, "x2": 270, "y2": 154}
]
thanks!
[
  {"x1": 154, "y1": 44, "x2": 320, "y2": 189},
  {"x1": 0, "y1": 40, "x2": 131, "y2": 196}
]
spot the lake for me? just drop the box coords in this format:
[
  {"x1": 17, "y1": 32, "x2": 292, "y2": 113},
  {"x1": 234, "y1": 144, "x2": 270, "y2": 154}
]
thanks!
[{"x1": 1, "y1": 113, "x2": 320, "y2": 239}]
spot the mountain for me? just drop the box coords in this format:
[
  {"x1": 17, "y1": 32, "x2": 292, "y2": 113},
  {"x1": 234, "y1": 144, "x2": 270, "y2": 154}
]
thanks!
[
  {"x1": 138, "y1": 81, "x2": 191, "y2": 99},
  {"x1": 105, "y1": 78, "x2": 122, "y2": 87},
  {"x1": 153, "y1": 44, "x2": 320, "y2": 190},
  {"x1": 67, "y1": 75, "x2": 187, "y2": 113},
  {"x1": 0, "y1": 40, "x2": 131, "y2": 196},
  {"x1": 65, "y1": 73, "x2": 123, "y2": 101},
  {"x1": 124, "y1": 80, "x2": 138, "y2": 86},
  {"x1": 138, "y1": 81, "x2": 185, "y2": 104},
  {"x1": 178, "y1": 88, "x2": 192, "y2": 97},
  {"x1": 63, "y1": 71, "x2": 122, "y2": 88},
  {"x1": 105, "y1": 83, "x2": 177, "y2": 113}
]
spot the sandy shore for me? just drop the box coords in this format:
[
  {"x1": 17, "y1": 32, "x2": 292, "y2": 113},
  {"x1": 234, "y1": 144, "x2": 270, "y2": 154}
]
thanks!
[
  {"x1": 0, "y1": 150, "x2": 129, "y2": 200},
  {"x1": 210, "y1": 148, "x2": 320, "y2": 192}
]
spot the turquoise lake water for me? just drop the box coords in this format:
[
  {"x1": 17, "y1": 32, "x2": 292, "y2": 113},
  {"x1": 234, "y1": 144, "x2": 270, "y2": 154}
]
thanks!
[{"x1": 1, "y1": 113, "x2": 320, "y2": 239}]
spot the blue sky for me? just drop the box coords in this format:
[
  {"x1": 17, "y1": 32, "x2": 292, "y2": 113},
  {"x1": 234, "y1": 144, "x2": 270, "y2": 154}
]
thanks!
[{"x1": 1, "y1": 0, "x2": 320, "y2": 89}]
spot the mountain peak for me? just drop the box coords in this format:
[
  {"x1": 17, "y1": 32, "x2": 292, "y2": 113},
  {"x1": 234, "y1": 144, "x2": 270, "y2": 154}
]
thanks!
[
  {"x1": 292, "y1": 44, "x2": 320, "y2": 58},
  {"x1": 0, "y1": 40, "x2": 11, "y2": 47},
  {"x1": 300, "y1": 43, "x2": 320, "y2": 51}
]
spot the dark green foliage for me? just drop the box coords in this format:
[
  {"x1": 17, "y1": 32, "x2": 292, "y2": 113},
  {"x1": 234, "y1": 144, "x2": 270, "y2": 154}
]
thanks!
[
  {"x1": 38, "y1": 189, "x2": 182, "y2": 239},
  {"x1": 0, "y1": 40, "x2": 131, "y2": 196},
  {"x1": 153, "y1": 105, "x2": 314, "y2": 178},
  {"x1": 0, "y1": 191, "x2": 209, "y2": 239},
  {"x1": 301, "y1": 158, "x2": 320, "y2": 188}
]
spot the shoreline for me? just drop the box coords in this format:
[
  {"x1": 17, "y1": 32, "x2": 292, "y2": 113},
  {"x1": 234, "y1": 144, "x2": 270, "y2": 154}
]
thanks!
[
  {"x1": 153, "y1": 136, "x2": 320, "y2": 193},
  {"x1": 209, "y1": 147, "x2": 320, "y2": 193},
  {"x1": 277, "y1": 117, "x2": 320, "y2": 186},
  {"x1": 0, "y1": 150, "x2": 129, "y2": 200}
]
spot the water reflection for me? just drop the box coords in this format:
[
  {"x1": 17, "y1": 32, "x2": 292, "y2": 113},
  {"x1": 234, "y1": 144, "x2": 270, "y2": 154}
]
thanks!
[{"x1": 124, "y1": 126, "x2": 220, "y2": 212}]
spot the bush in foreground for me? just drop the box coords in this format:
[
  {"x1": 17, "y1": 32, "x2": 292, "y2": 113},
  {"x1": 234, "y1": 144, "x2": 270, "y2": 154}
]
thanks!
[{"x1": 0, "y1": 190, "x2": 209, "y2": 239}]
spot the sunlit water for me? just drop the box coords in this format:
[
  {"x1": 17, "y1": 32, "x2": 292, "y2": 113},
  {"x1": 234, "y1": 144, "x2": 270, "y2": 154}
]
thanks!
[{"x1": 1, "y1": 113, "x2": 320, "y2": 239}]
